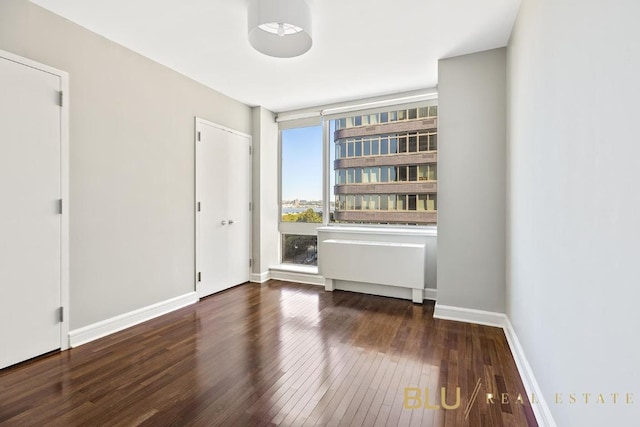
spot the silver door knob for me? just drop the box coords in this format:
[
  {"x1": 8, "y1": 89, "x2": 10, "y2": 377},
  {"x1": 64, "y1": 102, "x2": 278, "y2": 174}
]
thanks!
[
  {"x1": 229, "y1": 220, "x2": 235, "y2": 225},
  {"x1": 221, "y1": 220, "x2": 227, "y2": 225}
]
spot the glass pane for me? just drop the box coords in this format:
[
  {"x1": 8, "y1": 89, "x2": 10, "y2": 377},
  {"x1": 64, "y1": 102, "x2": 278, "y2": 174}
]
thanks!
[
  {"x1": 370, "y1": 167, "x2": 378, "y2": 183},
  {"x1": 398, "y1": 135, "x2": 407, "y2": 153},
  {"x1": 282, "y1": 234, "x2": 318, "y2": 265},
  {"x1": 408, "y1": 195, "x2": 417, "y2": 210},
  {"x1": 388, "y1": 195, "x2": 396, "y2": 210},
  {"x1": 380, "y1": 194, "x2": 388, "y2": 210},
  {"x1": 430, "y1": 133, "x2": 438, "y2": 151},
  {"x1": 380, "y1": 112, "x2": 389, "y2": 123},
  {"x1": 347, "y1": 140, "x2": 354, "y2": 157},
  {"x1": 371, "y1": 138, "x2": 379, "y2": 155},
  {"x1": 419, "y1": 107, "x2": 428, "y2": 118},
  {"x1": 419, "y1": 134, "x2": 428, "y2": 151},
  {"x1": 340, "y1": 169, "x2": 346, "y2": 184},
  {"x1": 355, "y1": 139, "x2": 362, "y2": 157},
  {"x1": 428, "y1": 164, "x2": 437, "y2": 180},
  {"x1": 362, "y1": 115, "x2": 370, "y2": 126},
  {"x1": 369, "y1": 195, "x2": 378, "y2": 210},
  {"x1": 380, "y1": 137, "x2": 389, "y2": 155},
  {"x1": 362, "y1": 168, "x2": 370, "y2": 183},
  {"x1": 347, "y1": 195, "x2": 354, "y2": 209},
  {"x1": 355, "y1": 168, "x2": 362, "y2": 183},
  {"x1": 390, "y1": 137, "x2": 398, "y2": 154},
  {"x1": 408, "y1": 108, "x2": 417, "y2": 119},
  {"x1": 355, "y1": 116, "x2": 362, "y2": 126},
  {"x1": 355, "y1": 195, "x2": 363, "y2": 210},
  {"x1": 281, "y1": 125, "x2": 322, "y2": 223},
  {"x1": 390, "y1": 111, "x2": 397, "y2": 122},
  {"x1": 429, "y1": 105, "x2": 438, "y2": 117},
  {"x1": 409, "y1": 135, "x2": 417, "y2": 152},
  {"x1": 428, "y1": 194, "x2": 437, "y2": 210},
  {"x1": 398, "y1": 166, "x2": 407, "y2": 182},
  {"x1": 363, "y1": 139, "x2": 371, "y2": 156},
  {"x1": 418, "y1": 165, "x2": 428, "y2": 181},
  {"x1": 348, "y1": 169, "x2": 355, "y2": 183},
  {"x1": 381, "y1": 166, "x2": 389, "y2": 182},
  {"x1": 409, "y1": 165, "x2": 417, "y2": 181},
  {"x1": 418, "y1": 195, "x2": 428, "y2": 211},
  {"x1": 398, "y1": 110, "x2": 406, "y2": 121},
  {"x1": 397, "y1": 195, "x2": 405, "y2": 210}
]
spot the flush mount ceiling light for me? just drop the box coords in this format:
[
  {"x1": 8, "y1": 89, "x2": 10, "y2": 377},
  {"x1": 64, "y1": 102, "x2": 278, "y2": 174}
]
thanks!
[{"x1": 248, "y1": 0, "x2": 312, "y2": 58}]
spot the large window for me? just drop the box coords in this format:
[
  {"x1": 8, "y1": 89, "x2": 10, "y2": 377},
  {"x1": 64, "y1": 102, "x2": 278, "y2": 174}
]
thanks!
[
  {"x1": 278, "y1": 99, "x2": 438, "y2": 265},
  {"x1": 280, "y1": 125, "x2": 323, "y2": 223},
  {"x1": 279, "y1": 122, "x2": 323, "y2": 266}
]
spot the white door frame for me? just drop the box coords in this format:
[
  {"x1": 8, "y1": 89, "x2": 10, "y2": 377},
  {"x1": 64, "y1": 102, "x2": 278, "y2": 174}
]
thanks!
[
  {"x1": 0, "y1": 49, "x2": 70, "y2": 351},
  {"x1": 194, "y1": 117, "x2": 252, "y2": 295}
]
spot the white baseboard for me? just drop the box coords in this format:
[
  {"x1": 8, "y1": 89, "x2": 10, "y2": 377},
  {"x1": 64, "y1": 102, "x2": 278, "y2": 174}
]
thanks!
[
  {"x1": 269, "y1": 269, "x2": 325, "y2": 286},
  {"x1": 433, "y1": 303, "x2": 555, "y2": 427},
  {"x1": 503, "y1": 318, "x2": 557, "y2": 427},
  {"x1": 250, "y1": 271, "x2": 271, "y2": 283},
  {"x1": 69, "y1": 292, "x2": 198, "y2": 348},
  {"x1": 433, "y1": 303, "x2": 507, "y2": 328},
  {"x1": 424, "y1": 288, "x2": 437, "y2": 301}
]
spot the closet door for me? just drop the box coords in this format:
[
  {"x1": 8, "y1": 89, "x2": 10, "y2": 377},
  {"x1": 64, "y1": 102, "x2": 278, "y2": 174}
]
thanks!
[
  {"x1": 195, "y1": 119, "x2": 251, "y2": 298},
  {"x1": 226, "y1": 132, "x2": 251, "y2": 287},
  {"x1": 0, "y1": 53, "x2": 65, "y2": 369}
]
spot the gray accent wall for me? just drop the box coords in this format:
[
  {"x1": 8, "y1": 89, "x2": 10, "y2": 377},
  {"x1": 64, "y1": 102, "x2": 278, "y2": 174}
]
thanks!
[
  {"x1": 437, "y1": 48, "x2": 507, "y2": 313},
  {"x1": 0, "y1": 0, "x2": 252, "y2": 329}
]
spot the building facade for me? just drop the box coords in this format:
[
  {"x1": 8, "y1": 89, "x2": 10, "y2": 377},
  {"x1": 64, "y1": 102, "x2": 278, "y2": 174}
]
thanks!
[{"x1": 333, "y1": 105, "x2": 438, "y2": 224}]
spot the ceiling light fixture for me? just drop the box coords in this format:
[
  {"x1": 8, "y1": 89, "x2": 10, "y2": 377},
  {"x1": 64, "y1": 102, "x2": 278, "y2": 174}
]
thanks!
[{"x1": 248, "y1": 0, "x2": 312, "y2": 58}]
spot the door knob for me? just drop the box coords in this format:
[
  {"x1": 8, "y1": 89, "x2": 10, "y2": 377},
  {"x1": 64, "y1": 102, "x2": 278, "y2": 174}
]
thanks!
[
  {"x1": 221, "y1": 220, "x2": 227, "y2": 225},
  {"x1": 229, "y1": 220, "x2": 235, "y2": 225}
]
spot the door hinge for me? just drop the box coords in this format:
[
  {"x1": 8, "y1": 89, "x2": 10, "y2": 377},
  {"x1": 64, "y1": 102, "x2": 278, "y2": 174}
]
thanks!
[
  {"x1": 58, "y1": 91, "x2": 64, "y2": 107},
  {"x1": 197, "y1": 131, "x2": 201, "y2": 142},
  {"x1": 197, "y1": 201, "x2": 201, "y2": 212},
  {"x1": 58, "y1": 199, "x2": 63, "y2": 214},
  {"x1": 58, "y1": 307, "x2": 64, "y2": 322},
  {"x1": 249, "y1": 202, "x2": 252, "y2": 211},
  {"x1": 249, "y1": 259, "x2": 252, "y2": 268},
  {"x1": 249, "y1": 145, "x2": 252, "y2": 155}
]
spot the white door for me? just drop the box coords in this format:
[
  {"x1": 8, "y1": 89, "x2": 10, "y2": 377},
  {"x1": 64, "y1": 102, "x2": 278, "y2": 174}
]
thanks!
[
  {"x1": 226, "y1": 132, "x2": 251, "y2": 287},
  {"x1": 0, "y1": 55, "x2": 63, "y2": 369},
  {"x1": 196, "y1": 119, "x2": 251, "y2": 298}
]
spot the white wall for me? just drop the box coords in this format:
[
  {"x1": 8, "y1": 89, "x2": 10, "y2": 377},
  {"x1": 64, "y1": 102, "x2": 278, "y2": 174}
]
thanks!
[
  {"x1": 251, "y1": 106, "x2": 279, "y2": 277},
  {"x1": 437, "y1": 48, "x2": 507, "y2": 313},
  {"x1": 0, "y1": 0, "x2": 252, "y2": 329},
  {"x1": 507, "y1": 0, "x2": 640, "y2": 425}
]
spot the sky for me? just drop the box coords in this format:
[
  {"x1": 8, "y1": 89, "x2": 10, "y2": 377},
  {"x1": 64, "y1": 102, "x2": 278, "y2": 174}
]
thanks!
[{"x1": 281, "y1": 125, "x2": 324, "y2": 201}]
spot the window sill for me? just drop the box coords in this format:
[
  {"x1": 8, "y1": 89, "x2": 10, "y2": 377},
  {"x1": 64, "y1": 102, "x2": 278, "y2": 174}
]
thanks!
[
  {"x1": 317, "y1": 225, "x2": 437, "y2": 237},
  {"x1": 270, "y1": 264, "x2": 319, "y2": 275}
]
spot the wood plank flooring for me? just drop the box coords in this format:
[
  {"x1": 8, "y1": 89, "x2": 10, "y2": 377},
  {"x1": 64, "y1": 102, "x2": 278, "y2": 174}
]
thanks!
[{"x1": 0, "y1": 281, "x2": 537, "y2": 426}]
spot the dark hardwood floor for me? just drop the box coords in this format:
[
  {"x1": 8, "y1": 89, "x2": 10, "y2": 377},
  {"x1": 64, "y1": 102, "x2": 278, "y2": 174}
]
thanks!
[{"x1": 0, "y1": 281, "x2": 537, "y2": 426}]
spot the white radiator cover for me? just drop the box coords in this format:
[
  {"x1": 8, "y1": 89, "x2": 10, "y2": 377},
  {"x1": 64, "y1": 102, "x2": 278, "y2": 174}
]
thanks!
[
  {"x1": 321, "y1": 239, "x2": 425, "y2": 289},
  {"x1": 318, "y1": 227, "x2": 436, "y2": 304}
]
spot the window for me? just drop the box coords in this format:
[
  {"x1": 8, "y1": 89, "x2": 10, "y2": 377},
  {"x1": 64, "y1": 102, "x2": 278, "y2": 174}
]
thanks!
[
  {"x1": 280, "y1": 125, "x2": 323, "y2": 223},
  {"x1": 279, "y1": 122, "x2": 323, "y2": 265},
  {"x1": 279, "y1": 98, "x2": 437, "y2": 252},
  {"x1": 282, "y1": 234, "x2": 318, "y2": 266}
]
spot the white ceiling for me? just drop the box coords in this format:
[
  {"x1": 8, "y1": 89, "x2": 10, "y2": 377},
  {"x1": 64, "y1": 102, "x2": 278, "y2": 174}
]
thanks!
[{"x1": 31, "y1": 0, "x2": 521, "y2": 112}]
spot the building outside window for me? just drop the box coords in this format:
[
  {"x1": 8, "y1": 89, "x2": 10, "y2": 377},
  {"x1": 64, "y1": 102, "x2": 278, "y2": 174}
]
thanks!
[{"x1": 331, "y1": 105, "x2": 438, "y2": 225}]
